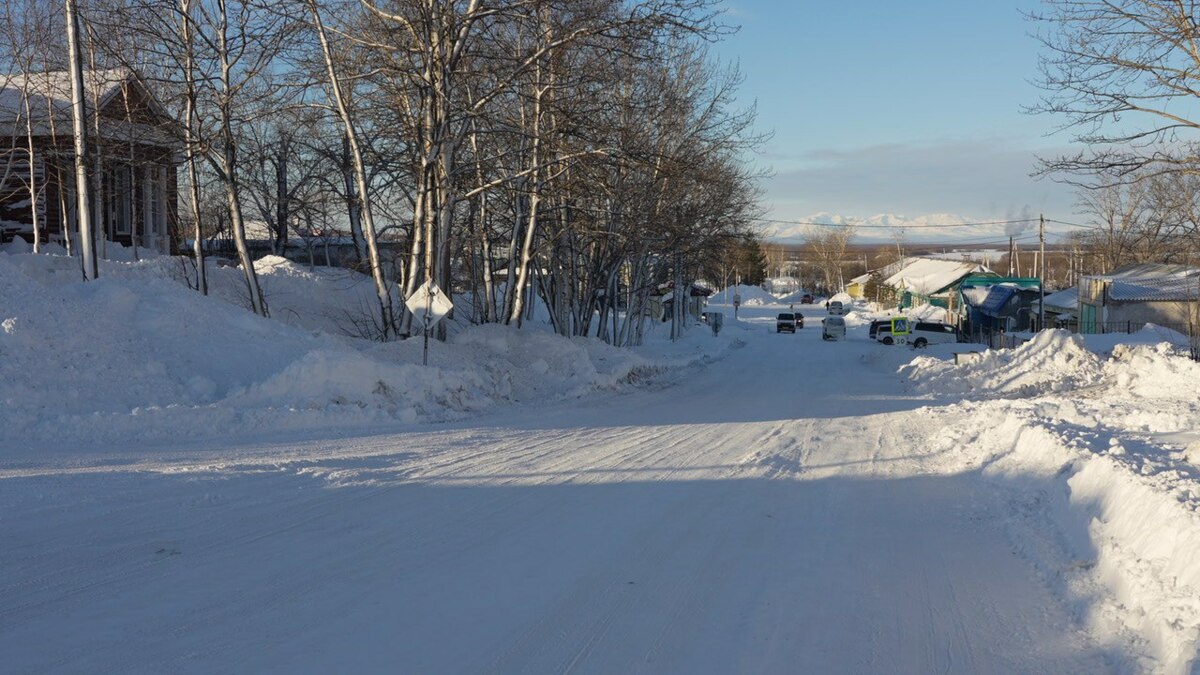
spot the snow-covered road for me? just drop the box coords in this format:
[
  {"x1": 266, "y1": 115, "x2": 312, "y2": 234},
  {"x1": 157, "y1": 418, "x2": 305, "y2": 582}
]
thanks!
[{"x1": 1, "y1": 305, "x2": 1121, "y2": 673}]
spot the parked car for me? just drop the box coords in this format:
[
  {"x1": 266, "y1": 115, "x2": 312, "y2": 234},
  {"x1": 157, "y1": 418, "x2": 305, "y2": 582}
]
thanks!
[
  {"x1": 876, "y1": 319, "x2": 959, "y2": 347},
  {"x1": 776, "y1": 313, "x2": 797, "y2": 333},
  {"x1": 827, "y1": 301, "x2": 845, "y2": 316},
  {"x1": 868, "y1": 319, "x2": 891, "y2": 340},
  {"x1": 822, "y1": 315, "x2": 846, "y2": 341},
  {"x1": 801, "y1": 293, "x2": 814, "y2": 304}
]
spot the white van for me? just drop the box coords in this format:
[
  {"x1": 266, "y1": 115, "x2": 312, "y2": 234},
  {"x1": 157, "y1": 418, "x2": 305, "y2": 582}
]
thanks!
[
  {"x1": 876, "y1": 318, "x2": 959, "y2": 347},
  {"x1": 827, "y1": 301, "x2": 845, "y2": 316},
  {"x1": 822, "y1": 316, "x2": 846, "y2": 341}
]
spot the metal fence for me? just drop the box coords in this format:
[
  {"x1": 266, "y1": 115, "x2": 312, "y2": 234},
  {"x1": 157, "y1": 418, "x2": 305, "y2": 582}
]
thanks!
[
  {"x1": 961, "y1": 321, "x2": 1200, "y2": 361},
  {"x1": 1080, "y1": 321, "x2": 1193, "y2": 337}
]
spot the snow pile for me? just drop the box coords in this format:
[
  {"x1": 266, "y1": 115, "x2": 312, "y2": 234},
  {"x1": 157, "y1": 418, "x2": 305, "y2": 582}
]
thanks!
[
  {"x1": 905, "y1": 303, "x2": 947, "y2": 322},
  {"x1": 0, "y1": 252, "x2": 730, "y2": 453},
  {"x1": 903, "y1": 330, "x2": 1102, "y2": 398},
  {"x1": 709, "y1": 284, "x2": 777, "y2": 306},
  {"x1": 931, "y1": 403, "x2": 1200, "y2": 674},
  {"x1": 776, "y1": 289, "x2": 814, "y2": 304},
  {"x1": 1105, "y1": 342, "x2": 1200, "y2": 399},
  {"x1": 901, "y1": 330, "x2": 1200, "y2": 672},
  {"x1": 451, "y1": 324, "x2": 656, "y2": 400},
  {"x1": 1078, "y1": 323, "x2": 1193, "y2": 356}
]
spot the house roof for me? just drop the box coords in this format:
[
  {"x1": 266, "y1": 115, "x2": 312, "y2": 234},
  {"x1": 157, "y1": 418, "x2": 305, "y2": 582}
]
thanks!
[
  {"x1": 0, "y1": 69, "x2": 179, "y2": 148},
  {"x1": 0, "y1": 69, "x2": 130, "y2": 125},
  {"x1": 977, "y1": 285, "x2": 1018, "y2": 316},
  {"x1": 848, "y1": 272, "x2": 871, "y2": 285},
  {"x1": 0, "y1": 69, "x2": 130, "y2": 114},
  {"x1": 1108, "y1": 273, "x2": 1200, "y2": 302},
  {"x1": 973, "y1": 284, "x2": 1042, "y2": 317},
  {"x1": 1035, "y1": 287, "x2": 1078, "y2": 311},
  {"x1": 885, "y1": 257, "x2": 991, "y2": 296},
  {"x1": 1082, "y1": 264, "x2": 1200, "y2": 302},
  {"x1": 1088, "y1": 263, "x2": 1198, "y2": 281}
]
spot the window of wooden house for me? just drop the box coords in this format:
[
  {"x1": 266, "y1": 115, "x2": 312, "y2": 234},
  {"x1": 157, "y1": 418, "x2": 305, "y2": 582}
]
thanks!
[{"x1": 112, "y1": 165, "x2": 132, "y2": 235}]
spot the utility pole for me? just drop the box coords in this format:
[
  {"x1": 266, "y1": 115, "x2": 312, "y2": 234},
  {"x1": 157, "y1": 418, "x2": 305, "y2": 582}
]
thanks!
[{"x1": 1039, "y1": 214, "x2": 1046, "y2": 331}]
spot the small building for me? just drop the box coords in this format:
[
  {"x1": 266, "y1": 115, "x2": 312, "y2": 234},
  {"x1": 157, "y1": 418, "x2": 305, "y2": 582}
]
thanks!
[
  {"x1": 1079, "y1": 264, "x2": 1200, "y2": 333},
  {"x1": 972, "y1": 283, "x2": 1043, "y2": 332},
  {"x1": 652, "y1": 282, "x2": 714, "y2": 322},
  {"x1": 0, "y1": 68, "x2": 180, "y2": 253},
  {"x1": 845, "y1": 272, "x2": 871, "y2": 299},
  {"x1": 952, "y1": 276, "x2": 1042, "y2": 340},
  {"x1": 1032, "y1": 287, "x2": 1079, "y2": 330}
]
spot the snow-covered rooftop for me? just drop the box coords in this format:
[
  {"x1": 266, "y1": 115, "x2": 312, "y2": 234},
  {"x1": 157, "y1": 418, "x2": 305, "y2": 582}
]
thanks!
[
  {"x1": 884, "y1": 257, "x2": 990, "y2": 296},
  {"x1": 1108, "y1": 273, "x2": 1200, "y2": 302},
  {"x1": 0, "y1": 68, "x2": 130, "y2": 120},
  {"x1": 1088, "y1": 263, "x2": 1198, "y2": 281},
  {"x1": 1036, "y1": 287, "x2": 1078, "y2": 311}
]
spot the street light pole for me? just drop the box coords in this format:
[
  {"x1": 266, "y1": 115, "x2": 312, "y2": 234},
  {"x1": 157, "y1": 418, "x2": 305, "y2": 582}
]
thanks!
[{"x1": 1039, "y1": 214, "x2": 1046, "y2": 331}]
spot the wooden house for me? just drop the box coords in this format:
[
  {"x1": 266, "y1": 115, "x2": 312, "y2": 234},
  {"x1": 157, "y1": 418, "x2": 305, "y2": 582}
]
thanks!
[{"x1": 0, "y1": 68, "x2": 180, "y2": 254}]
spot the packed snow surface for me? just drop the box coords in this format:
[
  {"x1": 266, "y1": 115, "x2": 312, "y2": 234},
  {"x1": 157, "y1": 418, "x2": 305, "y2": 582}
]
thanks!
[{"x1": 2, "y1": 252, "x2": 1200, "y2": 673}]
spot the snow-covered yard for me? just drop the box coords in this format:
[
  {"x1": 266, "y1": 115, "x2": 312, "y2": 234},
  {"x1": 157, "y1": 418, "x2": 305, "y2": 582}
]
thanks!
[{"x1": 2, "y1": 257, "x2": 1199, "y2": 673}]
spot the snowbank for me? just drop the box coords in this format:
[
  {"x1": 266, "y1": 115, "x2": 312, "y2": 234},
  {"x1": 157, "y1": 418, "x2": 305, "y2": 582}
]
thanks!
[
  {"x1": 0, "y1": 252, "x2": 734, "y2": 454},
  {"x1": 903, "y1": 329, "x2": 1200, "y2": 672},
  {"x1": 902, "y1": 330, "x2": 1103, "y2": 398},
  {"x1": 905, "y1": 303, "x2": 948, "y2": 322},
  {"x1": 776, "y1": 289, "x2": 814, "y2": 304},
  {"x1": 932, "y1": 405, "x2": 1200, "y2": 674},
  {"x1": 710, "y1": 284, "x2": 777, "y2": 306}
]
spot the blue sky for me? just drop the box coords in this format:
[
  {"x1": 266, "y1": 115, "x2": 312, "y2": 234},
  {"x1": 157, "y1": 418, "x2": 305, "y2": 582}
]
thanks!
[{"x1": 715, "y1": 0, "x2": 1079, "y2": 229}]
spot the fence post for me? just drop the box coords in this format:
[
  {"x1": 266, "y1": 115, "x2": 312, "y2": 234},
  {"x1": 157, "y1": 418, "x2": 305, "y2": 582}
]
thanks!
[{"x1": 1127, "y1": 320, "x2": 1132, "y2": 334}]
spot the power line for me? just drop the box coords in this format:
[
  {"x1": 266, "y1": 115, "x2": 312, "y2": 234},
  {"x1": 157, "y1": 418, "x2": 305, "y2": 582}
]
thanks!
[
  {"x1": 753, "y1": 217, "x2": 1042, "y2": 230},
  {"x1": 756, "y1": 215, "x2": 1113, "y2": 235}
]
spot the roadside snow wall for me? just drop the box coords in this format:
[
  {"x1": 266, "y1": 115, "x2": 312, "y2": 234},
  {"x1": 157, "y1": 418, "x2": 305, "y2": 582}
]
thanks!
[
  {"x1": 0, "y1": 252, "x2": 728, "y2": 453},
  {"x1": 906, "y1": 334, "x2": 1200, "y2": 673}
]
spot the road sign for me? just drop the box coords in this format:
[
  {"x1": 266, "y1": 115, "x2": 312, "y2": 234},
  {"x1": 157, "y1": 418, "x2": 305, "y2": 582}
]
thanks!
[{"x1": 405, "y1": 280, "x2": 454, "y2": 329}]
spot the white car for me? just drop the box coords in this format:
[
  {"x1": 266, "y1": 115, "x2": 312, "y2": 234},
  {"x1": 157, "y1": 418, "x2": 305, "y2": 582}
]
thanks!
[
  {"x1": 827, "y1": 301, "x2": 845, "y2": 316},
  {"x1": 876, "y1": 319, "x2": 959, "y2": 347},
  {"x1": 822, "y1": 316, "x2": 846, "y2": 341}
]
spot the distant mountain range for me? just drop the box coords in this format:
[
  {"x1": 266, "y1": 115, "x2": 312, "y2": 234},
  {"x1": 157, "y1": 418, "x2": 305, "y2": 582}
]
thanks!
[{"x1": 761, "y1": 212, "x2": 1045, "y2": 246}]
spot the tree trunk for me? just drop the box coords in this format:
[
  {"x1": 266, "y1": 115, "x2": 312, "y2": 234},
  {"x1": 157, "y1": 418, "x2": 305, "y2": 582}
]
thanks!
[
  {"x1": 217, "y1": 0, "x2": 266, "y2": 316},
  {"x1": 180, "y1": 0, "x2": 207, "y2": 294},
  {"x1": 65, "y1": 0, "x2": 96, "y2": 280},
  {"x1": 309, "y1": 0, "x2": 395, "y2": 337}
]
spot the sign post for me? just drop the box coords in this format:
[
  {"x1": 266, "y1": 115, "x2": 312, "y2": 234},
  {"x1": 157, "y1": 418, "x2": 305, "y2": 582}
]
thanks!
[{"x1": 405, "y1": 280, "x2": 454, "y2": 365}]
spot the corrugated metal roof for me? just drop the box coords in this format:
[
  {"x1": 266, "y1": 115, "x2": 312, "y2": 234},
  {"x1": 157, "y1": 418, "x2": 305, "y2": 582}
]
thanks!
[
  {"x1": 1108, "y1": 274, "x2": 1200, "y2": 302},
  {"x1": 1089, "y1": 263, "x2": 1199, "y2": 281}
]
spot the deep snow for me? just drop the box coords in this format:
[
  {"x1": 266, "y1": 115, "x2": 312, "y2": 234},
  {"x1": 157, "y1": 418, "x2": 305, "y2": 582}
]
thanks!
[
  {"x1": 2, "y1": 258, "x2": 1199, "y2": 673},
  {"x1": 0, "y1": 251, "x2": 731, "y2": 454}
]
